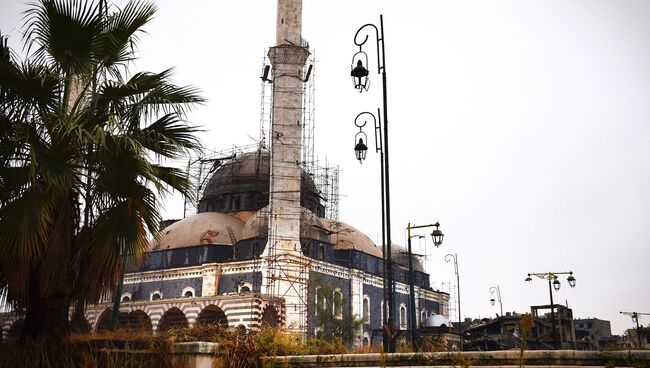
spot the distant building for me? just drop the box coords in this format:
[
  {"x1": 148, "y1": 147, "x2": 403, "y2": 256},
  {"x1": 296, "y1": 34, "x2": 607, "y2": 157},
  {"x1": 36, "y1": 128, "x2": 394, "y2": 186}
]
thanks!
[
  {"x1": 624, "y1": 326, "x2": 650, "y2": 349},
  {"x1": 574, "y1": 318, "x2": 618, "y2": 350},
  {"x1": 463, "y1": 305, "x2": 577, "y2": 350}
]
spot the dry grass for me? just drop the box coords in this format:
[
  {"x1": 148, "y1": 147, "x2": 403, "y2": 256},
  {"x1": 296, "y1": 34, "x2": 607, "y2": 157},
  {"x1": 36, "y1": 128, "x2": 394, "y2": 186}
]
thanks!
[
  {"x1": 0, "y1": 331, "x2": 182, "y2": 368},
  {"x1": 0, "y1": 325, "x2": 356, "y2": 368}
]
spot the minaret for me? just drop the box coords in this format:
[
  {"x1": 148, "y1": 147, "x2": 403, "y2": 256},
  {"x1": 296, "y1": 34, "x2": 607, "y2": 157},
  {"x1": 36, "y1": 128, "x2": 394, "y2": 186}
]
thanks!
[{"x1": 262, "y1": 0, "x2": 310, "y2": 335}]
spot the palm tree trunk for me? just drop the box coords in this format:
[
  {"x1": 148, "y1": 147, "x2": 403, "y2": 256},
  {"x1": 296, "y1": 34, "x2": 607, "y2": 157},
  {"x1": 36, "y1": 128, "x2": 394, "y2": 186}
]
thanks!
[{"x1": 21, "y1": 268, "x2": 71, "y2": 342}]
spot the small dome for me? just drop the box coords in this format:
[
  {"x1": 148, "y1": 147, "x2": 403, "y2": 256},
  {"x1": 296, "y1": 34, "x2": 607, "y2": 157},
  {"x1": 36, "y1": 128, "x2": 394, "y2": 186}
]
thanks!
[
  {"x1": 150, "y1": 212, "x2": 244, "y2": 250},
  {"x1": 321, "y1": 218, "x2": 382, "y2": 258},
  {"x1": 424, "y1": 314, "x2": 450, "y2": 328},
  {"x1": 391, "y1": 243, "x2": 425, "y2": 272}
]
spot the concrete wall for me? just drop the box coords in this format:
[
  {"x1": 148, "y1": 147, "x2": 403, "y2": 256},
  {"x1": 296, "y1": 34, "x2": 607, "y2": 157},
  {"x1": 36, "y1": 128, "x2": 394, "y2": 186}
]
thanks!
[
  {"x1": 76, "y1": 344, "x2": 650, "y2": 368},
  {"x1": 266, "y1": 350, "x2": 650, "y2": 367}
]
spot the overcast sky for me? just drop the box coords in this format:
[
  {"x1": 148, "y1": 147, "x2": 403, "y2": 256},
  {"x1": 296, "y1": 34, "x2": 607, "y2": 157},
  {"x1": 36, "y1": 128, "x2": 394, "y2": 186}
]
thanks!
[{"x1": 2, "y1": 0, "x2": 649, "y2": 335}]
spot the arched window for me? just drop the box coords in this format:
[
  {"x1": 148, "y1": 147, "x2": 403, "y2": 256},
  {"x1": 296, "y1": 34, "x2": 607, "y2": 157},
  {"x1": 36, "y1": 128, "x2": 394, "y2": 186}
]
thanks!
[
  {"x1": 399, "y1": 304, "x2": 407, "y2": 330},
  {"x1": 121, "y1": 292, "x2": 132, "y2": 302},
  {"x1": 151, "y1": 291, "x2": 162, "y2": 301},
  {"x1": 238, "y1": 282, "x2": 252, "y2": 294},
  {"x1": 333, "y1": 289, "x2": 343, "y2": 319},
  {"x1": 181, "y1": 286, "x2": 196, "y2": 298},
  {"x1": 362, "y1": 295, "x2": 370, "y2": 323}
]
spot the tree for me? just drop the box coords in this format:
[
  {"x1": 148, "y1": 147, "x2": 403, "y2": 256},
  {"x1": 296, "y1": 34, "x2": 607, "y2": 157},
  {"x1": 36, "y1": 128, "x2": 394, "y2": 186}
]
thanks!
[
  {"x1": 311, "y1": 274, "x2": 363, "y2": 347},
  {"x1": 0, "y1": 0, "x2": 204, "y2": 341}
]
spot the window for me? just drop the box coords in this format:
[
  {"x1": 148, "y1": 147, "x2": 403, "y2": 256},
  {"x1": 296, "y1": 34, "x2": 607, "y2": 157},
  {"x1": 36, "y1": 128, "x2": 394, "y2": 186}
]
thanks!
[
  {"x1": 238, "y1": 282, "x2": 252, "y2": 294},
  {"x1": 181, "y1": 286, "x2": 196, "y2": 298},
  {"x1": 319, "y1": 245, "x2": 325, "y2": 260},
  {"x1": 421, "y1": 309, "x2": 427, "y2": 325},
  {"x1": 333, "y1": 289, "x2": 343, "y2": 319},
  {"x1": 121, "y1": 292, "x2": 132, "y2": 302},
  {"x1": 362, "y1": 295, "x2": 370, "y2": 323},
  {"x1": 399, "y1": 304, "x2": 407, "y2": 330},
  {"x1": 151, "y1": 291, "x2": 162, "y2": 301}
]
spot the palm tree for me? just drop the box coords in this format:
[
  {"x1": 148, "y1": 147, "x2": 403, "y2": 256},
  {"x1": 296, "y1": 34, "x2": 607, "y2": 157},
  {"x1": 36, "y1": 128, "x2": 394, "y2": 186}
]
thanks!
[{"x1": 0, "y1": 0, "x2": 204, "y2": 341}]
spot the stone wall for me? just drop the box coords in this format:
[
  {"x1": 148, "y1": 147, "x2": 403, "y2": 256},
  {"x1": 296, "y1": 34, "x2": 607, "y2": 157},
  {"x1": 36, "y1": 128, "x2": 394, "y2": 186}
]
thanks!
[{"x1": 266, "y1": 350, "x2": 650, "y2": 367}]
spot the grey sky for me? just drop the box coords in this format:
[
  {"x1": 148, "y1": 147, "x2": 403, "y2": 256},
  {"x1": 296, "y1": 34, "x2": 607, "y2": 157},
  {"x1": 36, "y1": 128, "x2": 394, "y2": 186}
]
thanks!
[{"x1": 1, "y1": 0, "x2": 649, "y2": 335}]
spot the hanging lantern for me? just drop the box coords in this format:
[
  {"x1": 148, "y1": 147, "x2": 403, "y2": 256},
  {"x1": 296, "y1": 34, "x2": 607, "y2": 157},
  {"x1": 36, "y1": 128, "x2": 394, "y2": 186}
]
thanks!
[
  {"x1": 354, "y1": 136, "x2": 368, "y2": 163},
  {"x1": 567, "y1": 273, "x2": 576, "y2": 288},
  {"x1": 350, "y1": 51, "x2": 370, "y2": 92},
  {"x1": 430, "y1": 222, "x2": 444, "y2": 247},
  {"x1": 553, "y1": 277, "x2": 561, "y2": 291}
]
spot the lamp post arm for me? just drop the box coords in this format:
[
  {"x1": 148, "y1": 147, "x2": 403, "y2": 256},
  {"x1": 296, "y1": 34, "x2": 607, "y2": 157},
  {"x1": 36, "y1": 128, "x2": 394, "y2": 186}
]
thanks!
[
  {"x1": 374, "y1": 108, "x2": 383, "y2": 153},
  {"x1": 529, "y1": 271, "x2": 573, "y2": 280},
  {"x1": 354, "y1": 18, "x2": 384, "y2": 73},
  {"x1": 408, "y1": 223, "x2": 441, "y2": 231}
]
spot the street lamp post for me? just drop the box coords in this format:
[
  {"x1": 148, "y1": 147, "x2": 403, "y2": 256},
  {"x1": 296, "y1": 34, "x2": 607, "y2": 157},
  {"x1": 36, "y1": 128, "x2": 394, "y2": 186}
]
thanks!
[
  {"x1": 350, "y1": 14, "x2": 395, "y2": 352},
  {"x1": 489, "y1": 285, "x2": 503, "y2": 317},
  {"x1": 444, "y1": 253, "x2": 462, "y2": 350},
  {"x1": 525, "y1": 271, "x2": 576, "y2": 349},
  {"x1": 406, "y1": 223, "x2": 444, "y2": 351}
]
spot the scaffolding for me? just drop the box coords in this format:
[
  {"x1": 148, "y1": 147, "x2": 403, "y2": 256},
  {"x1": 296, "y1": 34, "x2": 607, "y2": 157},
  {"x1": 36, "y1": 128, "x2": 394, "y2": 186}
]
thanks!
[
  {"x1": 442, "y1": 280, "x2": 458, "y2": 322},
  {"x1": 301, "y1": 51, "x2": 316, "y2": 174},
  {"x1": 265, "y1": 214, "x2": 312, "y2": 335},
  {"x1": 261, "y1": 45, "x2": 322, "y2": 336},
  {"x1": 177, "y1": 45, "x2": 340, "y2": 336}
]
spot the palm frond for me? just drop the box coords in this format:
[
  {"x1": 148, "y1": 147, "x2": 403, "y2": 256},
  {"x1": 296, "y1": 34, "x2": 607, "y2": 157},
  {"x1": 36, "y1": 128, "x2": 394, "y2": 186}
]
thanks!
[
  {"x1": 23, "y1": 0, "x2": 103, "y2": 75},
  {"x1": 136, "y1": 113, "x2": 201, "y2": 158},
  {"x1": 131, "y1": 82, "x2": 205, "y2": 121},
  {"x1": 0, "y1": 188, "x2": 54, "y2": 268},
  {"x1": 96, "y1": 0, "x2": 156, "y2": 68},
  {"x1": 150, "y1": 164, "x2": 194, "y2": 198}
]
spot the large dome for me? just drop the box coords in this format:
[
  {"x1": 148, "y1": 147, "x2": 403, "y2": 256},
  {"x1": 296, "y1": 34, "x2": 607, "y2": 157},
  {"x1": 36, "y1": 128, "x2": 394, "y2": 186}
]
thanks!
[
  {"x1": 149, "y1": 212, "x2": 244, "y2": 250},
  {"x1": 197, "y1": 150, "x2": 323, "y2": 216}
]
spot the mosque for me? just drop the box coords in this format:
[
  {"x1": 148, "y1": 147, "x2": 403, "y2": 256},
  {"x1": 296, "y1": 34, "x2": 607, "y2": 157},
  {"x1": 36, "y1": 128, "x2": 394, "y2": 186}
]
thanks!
[{"x1": 1, "y1": 0, "x2": 449, "y2": 346}]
